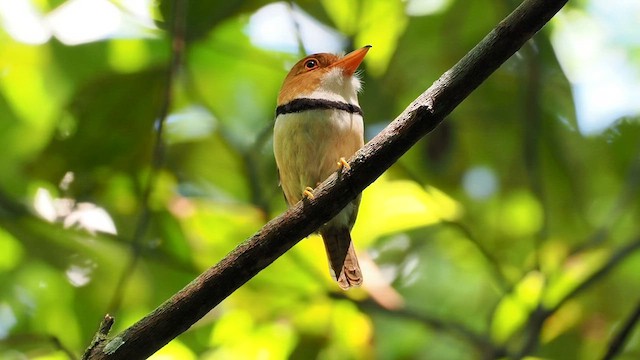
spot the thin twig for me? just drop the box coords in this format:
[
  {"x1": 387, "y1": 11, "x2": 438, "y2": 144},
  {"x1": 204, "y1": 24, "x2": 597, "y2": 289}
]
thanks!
[
  {"x1": 553, "y1": 239, "x2": 640, "y2": 315},
  {"x1": 106, "y1": 0, "x2": 187, "y2": 315},
  {"x1": 515, "y1": 238, "x2": 640, "y2": 357},
  {"x1": 349, "y1": 296, "x2": 505, "y2": 357},
  {"x1": 522, "y1": 38, "x2": 547, "y2": 267},
  {"x1": 243, "y1": 123, "x2": 277, "y2": 217},
  {"x1": 82, "y1": 315, "x2": 115, "y2": 360},
  {"x1": 442, "y1": 220, "x2": 511, "y2": 292},
  {"x1": 0, "y1": 334, "x2": 79, "y2": 360},
  {"x1": 571, "y1": 148, "x2": 640, "y2": 255},
  {"x1": 287, "y1": 1, "x2": 307, "y2": 56},
  {"x1": 601, "y1": 299, "x2": 640, "y2": 360}
]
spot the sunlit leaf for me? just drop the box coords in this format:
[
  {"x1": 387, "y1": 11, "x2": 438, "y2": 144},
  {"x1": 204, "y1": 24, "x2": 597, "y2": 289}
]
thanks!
[
  {"x1": 491, "y1": 271, "x2": 545, "y2": 343},
  {"x1": 0, "y1": 228, "x2": 24, "y2": 271},
  {"x1": 496, "y1": 190, "x2": 544, "y2": 238},
  {"x1": 541, "y1": 300, "x2": 582, "y2": 343},
  {"x1": 353, "y1": 175, "x2": 461, "y2": 246},
  {"x1": 180, "y1": 199, "x2": 265, "y2": 269},
  {"x1": 320, "y1": 0, "x2": 359, "y2": 36},
  {"x1": 149, "y1": 339, "x2": 196, "y2": 360},
  {"x1": 354, "y1": 0, "x2": 408, "y2": 77},
  {"x1": 31, "y1": 353, "x2": 70, "y2": 360},
  {"x1": 543, "y1": 249, "x2": 610, "y2": 308},
  {"x1": 107, "y1": 39, "x2": 155, "y2": 73},
  {"x1": 208, "y1": 309, "x2": 296, "y2": 360}
]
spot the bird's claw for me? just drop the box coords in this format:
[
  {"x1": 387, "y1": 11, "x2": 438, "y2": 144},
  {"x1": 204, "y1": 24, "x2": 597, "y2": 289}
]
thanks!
[
  {"x1": 337, "y1": 157, "x2": 351, "y2": 171},
  {"x1": 303, "y1": 186, "x2": 315, "y2": 199}
]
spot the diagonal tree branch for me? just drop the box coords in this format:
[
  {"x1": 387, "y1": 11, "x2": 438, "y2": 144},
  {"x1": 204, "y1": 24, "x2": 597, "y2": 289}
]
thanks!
[{"x1": 83, "y1": 0, "x2": 568, "y2": 358}]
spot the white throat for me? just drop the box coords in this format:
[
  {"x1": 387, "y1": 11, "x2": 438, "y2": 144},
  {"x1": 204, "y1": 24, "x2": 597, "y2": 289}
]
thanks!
[{"x1": 306, "y1": 68, "x2": 362, "y2": 105}]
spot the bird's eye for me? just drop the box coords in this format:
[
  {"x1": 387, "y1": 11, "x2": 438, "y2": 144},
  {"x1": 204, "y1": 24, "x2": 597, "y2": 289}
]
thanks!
[{"x1": 304, "y1": 59, "x2": 318, "y2": 70}]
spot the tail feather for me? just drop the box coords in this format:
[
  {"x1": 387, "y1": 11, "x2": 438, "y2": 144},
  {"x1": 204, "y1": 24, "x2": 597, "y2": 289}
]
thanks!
[{"x1": 321, "y1": 228, "x2": 362, "y2": 290}]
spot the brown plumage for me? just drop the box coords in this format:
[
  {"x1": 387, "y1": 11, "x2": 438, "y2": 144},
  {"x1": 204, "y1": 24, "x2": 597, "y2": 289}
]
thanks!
[{"x1": 273, "y1": 46, "x2": 370, "y2": 289}]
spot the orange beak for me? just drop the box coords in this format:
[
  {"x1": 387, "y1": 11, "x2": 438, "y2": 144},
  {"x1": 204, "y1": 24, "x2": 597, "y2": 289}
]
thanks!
[{"x1": 331, "y1": 45, "x2": 371, "y2": 76}]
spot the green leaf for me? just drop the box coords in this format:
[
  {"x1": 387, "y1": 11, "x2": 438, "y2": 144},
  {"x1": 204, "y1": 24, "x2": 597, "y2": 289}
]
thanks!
[{"x1": 491, "y1": 271, "x2": 545, "y2": 343}]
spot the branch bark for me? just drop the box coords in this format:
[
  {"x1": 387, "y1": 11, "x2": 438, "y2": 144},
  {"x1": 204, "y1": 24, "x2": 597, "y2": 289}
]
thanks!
[{"x1": 83, "y1": 0, "x2": 568, "y2": 358}]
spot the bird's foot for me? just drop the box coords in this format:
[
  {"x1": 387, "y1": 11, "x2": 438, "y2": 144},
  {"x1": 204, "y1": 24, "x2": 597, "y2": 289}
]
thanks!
[
  {"x1": 337, "y1": 157, "x2": 351, "y2": 171},
  {"x1": 303, "y1": 186, "x2": 315, "y2": 199}
]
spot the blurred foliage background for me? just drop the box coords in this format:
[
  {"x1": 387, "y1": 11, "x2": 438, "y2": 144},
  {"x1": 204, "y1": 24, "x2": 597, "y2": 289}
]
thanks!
[{"x1": 1, "y1": 0, "x2": 640, "y2": 359}]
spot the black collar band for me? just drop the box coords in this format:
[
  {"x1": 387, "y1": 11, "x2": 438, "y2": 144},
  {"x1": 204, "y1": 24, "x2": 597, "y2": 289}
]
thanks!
[{"x1": 276, "y1": 98, "x2": 363, "y2": 117}]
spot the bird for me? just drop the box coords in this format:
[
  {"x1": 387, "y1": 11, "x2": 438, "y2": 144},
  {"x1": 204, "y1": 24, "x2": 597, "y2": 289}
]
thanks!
[{"x1": 273, "y1": 45, "x2": 371, "y2": 290}]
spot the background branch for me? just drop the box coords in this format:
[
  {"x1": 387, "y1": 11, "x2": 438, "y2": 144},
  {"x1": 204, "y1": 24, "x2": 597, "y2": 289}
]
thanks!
[
  {"x1": 83, "y1": 0, "x2": 568, "y2": 358},
  {"x1": 516, "y1": 237, "x2": 640, "y2": 357},
  {"x1": 602, "y1": 297, "x2": 640, "y2": 360},
  {"x1": 106, "y1": 0, "x2": 187, "y2": 314},
  {"x1": 0, "y1": 334, "x2": 78, "y2": 360},
  {"x1": 348, "y1": 296, "x2": 504, "y2": 358}
]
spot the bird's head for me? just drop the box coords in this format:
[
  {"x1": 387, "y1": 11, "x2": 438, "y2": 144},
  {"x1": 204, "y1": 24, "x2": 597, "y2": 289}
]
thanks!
[{"x1": 278, "y1": 45, "x2": 371, "y2": 106}]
